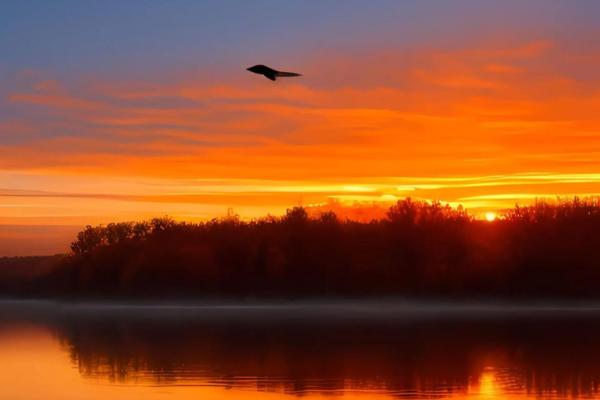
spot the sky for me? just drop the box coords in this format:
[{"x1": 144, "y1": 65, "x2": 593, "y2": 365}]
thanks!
[{"x1": 2, "y1": 1, "x2": 600, "y2": 254}]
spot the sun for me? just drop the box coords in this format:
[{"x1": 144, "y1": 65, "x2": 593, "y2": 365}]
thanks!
[{"x1": 484, "y1": 211, "x2": 497, "y2": 222}]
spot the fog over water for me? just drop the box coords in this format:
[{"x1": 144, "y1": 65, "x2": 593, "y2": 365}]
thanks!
[{"x1": 5, "y1": 299, "x2": 600, "y2": 317}]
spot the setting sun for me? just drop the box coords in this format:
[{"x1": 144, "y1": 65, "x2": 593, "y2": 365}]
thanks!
[
  {"x1": 485, "y1": 212, "x2": 497, "y2": 222},
  {"x1": 4, "y1": 0, "x2": 600, "y2": 249},
  {"x1": 4, "y1": 3, "x2": 600, "y2": 400}
]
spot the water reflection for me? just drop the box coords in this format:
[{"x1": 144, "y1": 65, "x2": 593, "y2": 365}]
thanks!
[{"x1": 1, "y1": 302, "x2": 600, "y2": 399}]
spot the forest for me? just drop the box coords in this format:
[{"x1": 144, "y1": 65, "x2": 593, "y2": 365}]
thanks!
[{"x1": 3, "y1": 198, "x2": 600, "y2": 300}]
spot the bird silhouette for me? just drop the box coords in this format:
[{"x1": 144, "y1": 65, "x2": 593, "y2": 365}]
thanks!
[{"x1": 246, "y1": 65, "x2": 301, "y2": 81}]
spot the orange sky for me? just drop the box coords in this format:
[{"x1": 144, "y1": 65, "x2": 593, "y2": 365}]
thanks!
[
  {"x1": 3, "y1": 1, "x2": 600, "y2": 258},
  {"x1": 3, "y1": 39, "x2": 600, "y2": 230}
]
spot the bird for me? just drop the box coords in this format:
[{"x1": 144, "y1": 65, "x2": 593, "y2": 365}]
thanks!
[{"x1": 246, "y1": 64, "x2": 301, "y2": 81}]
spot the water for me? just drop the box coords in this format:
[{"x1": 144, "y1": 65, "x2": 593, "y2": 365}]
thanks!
[{"x1": 2, "y1": 301, "x2": 600, "y2": 399}]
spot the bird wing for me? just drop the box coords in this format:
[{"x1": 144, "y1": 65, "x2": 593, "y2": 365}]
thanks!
[
  {"x1": 264, "y1": 72, "x2": 277, "y2": 81},
  {"x1": 275, "y1": 71, "x2": 301, "y2": 77}
]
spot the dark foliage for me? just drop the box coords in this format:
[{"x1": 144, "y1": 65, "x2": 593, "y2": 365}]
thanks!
[
  {"x1": 5, "y1": 198, "x2": 600, "y2": 300},
  {"x1": 0, "y1": 255, "x2": 66, "y2": 295}
]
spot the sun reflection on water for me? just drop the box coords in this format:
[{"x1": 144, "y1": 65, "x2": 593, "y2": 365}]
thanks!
[{"x1": 3, "y1": 303, "x2": 600, "y2": 400}]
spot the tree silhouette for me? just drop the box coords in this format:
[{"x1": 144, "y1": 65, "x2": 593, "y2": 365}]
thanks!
[{"x1": 4, "y1": 198, "x2": 600, "y2": 300}]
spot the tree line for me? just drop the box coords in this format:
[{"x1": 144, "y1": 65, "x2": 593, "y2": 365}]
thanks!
[{"x1": 6, "y1": 197, "x2": 600, "y2": 300}]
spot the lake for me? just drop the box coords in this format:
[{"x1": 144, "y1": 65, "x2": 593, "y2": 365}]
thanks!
[{"x1": 1, "y1": 301, "x2": 600, "y2": 399}]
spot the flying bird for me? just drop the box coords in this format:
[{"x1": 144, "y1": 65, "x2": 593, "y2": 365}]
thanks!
[{"x1": 246, "y1": 64, "x2": 301, "y2": 81}]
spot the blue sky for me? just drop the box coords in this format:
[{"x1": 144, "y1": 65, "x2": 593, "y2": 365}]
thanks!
[{"x1": 2, "y1": 0, "x2": 598, "y2": 80}]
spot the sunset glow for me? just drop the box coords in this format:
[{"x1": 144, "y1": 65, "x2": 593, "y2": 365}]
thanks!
[
  {"x1": 484, "y1": 212, "x2": 497, "y2": 222},
  {"x1": 5, "y1": 5, "x2": 600, "y2": 400},
  {"x1": 2, "y1": 1, "x2": 600, "y2": 254}
]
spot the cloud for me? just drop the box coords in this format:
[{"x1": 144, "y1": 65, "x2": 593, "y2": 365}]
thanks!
[{"x1": 2, "y1": 39, "x2": 600, "y2": 224}]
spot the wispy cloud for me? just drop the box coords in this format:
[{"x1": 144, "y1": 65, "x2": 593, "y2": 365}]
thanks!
[{"x1": 2, "y1": 40, "x2": 600, "y2": 223}]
